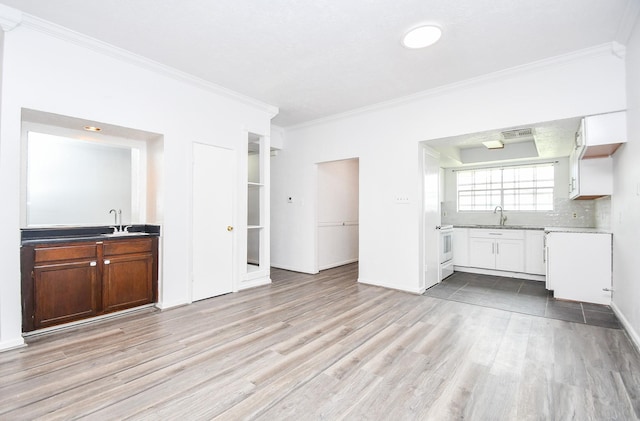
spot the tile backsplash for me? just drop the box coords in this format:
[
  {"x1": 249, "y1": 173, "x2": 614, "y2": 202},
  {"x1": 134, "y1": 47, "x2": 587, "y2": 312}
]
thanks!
[
  {"x1": 440, "y1": 159, "x2": 611, "y2": 229},
  {"x1": 441, "y1": 197, "x2": 603, "y2": 228}
]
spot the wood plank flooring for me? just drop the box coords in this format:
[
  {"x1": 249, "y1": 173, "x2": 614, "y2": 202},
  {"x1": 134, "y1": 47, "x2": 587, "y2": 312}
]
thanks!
[{"x1": 1, "y1": 263, "x2": 639, "y2": 420}]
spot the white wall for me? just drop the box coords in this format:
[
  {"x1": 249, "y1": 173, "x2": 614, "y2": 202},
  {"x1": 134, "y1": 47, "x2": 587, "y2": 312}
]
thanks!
[
  {"x1": 612, "y1": 17, "x2": 640, "y2": 347},
  {"x1": 317, "y1": 158, "x2": 359, "y2": 270},
  {"x1": 272, "y1": 45, "x2": 626, "y2": 293},
  {"x1": 0, "y1": 16, "x2": 275, "y2": 350},
  {"x1": 440, "y1": 158, "x2": 600, "y2": 228}
]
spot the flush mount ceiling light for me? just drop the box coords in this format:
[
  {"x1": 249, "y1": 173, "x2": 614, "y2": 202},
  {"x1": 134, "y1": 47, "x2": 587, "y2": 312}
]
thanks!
[
  {"x1": 83, "y1": 125, "x2": 101, "y2": 132},
  {"x1": 482, "y1": 140, "x2": 504, "y2": 149},
  {"x1": 402, "y1": 25, "x2": 442, "y2": 49}
]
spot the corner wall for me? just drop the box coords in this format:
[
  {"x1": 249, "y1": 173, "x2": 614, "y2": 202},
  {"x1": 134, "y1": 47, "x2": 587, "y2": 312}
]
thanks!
[
  {"x1": 612, "y1": 16, "x2": 640, "y2": 347},
  {"x1": 272, "y1": 45, "x2": 626, "y2": 293}
]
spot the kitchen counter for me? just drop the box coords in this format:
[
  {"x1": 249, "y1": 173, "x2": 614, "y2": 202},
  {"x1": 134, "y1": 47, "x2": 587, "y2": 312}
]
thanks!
[
  {"x1": 21, "y1": 225, "x2": 161, "y2": 245},
  {"x1": 453, "y1": 224, "x2": 611, "y2": 234},
  {"x1": 543, "y1": 226, "x2": 612, "y2": 234},
  {"x1": 453, "y1": 224, "x2": 544, "y2": 231}
]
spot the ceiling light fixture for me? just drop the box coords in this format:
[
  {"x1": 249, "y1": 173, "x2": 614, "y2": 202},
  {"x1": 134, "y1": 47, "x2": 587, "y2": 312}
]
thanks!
[
  {"x1": 83, "y1": 125, "x2": 101, "y2": 132},
  {"x1": 482, "y1": 140, "x2": 504, "y2": 149},
  {"x1": 402, "y1": 25, "x2": 442, "y2": 49}
]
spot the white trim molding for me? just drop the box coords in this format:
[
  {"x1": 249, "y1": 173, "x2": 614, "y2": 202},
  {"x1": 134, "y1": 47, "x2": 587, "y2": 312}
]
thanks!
[
  {"x1": 286, "y1": 42, "x2": 625, "y2": 131},
  {"x1": 2, "y1": 9, "x2": 278, "y2": 118},
  {"x1": 611, "y1": 302, "x2": 640, "y2": 354},
  {"x1": 0, "y1": 4, "x2": 22, "y2": 32}
]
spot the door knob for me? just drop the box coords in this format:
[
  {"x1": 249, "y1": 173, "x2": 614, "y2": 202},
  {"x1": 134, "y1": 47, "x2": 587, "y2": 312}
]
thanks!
[{"x1": 227, "y1": 226, "x2": 234, "y2": 231}]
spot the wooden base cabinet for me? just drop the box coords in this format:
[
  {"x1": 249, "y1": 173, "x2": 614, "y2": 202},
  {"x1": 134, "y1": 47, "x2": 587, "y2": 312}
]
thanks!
[
  {"x1": 21, "y1": 237, "x2": 158, "y2": 332},
  {"x1": 102, "y1": 239, "x2": 155, "y2": 313}
]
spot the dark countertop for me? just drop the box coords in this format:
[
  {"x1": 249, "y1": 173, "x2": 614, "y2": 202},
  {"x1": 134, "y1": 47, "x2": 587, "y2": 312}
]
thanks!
[{"x1": 21, "y1": 225, "x2": 161, "y2": 245}]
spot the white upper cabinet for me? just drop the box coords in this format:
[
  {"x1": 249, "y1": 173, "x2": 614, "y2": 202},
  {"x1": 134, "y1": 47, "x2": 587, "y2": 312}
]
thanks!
[
  {"x1": 569, "y1": 111, "x2": 625, "y2": 200},
  {"x1": 579, "y1": 111, "x2": 627, "y2": 159}
]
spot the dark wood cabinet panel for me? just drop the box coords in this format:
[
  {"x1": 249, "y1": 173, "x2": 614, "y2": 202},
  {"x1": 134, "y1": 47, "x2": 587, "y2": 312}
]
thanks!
[
  {"x1": 35, "y1": 243, "x2": 97, "y2": 263},
  {"x1": 34, "y1": 261, "x2": 100, "y2": 329},
  {"x1": 21, "y1": 237, "x2": 158, "y2": 332},
  {"x1": 103, "y1": 253, "x2": 153, "y2": 313}
]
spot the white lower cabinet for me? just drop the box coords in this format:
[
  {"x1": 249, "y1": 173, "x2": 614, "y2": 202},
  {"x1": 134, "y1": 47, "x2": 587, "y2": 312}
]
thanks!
[
  {"x1": 545, "y1": 231, "x2": 612, "y2": 305},
  {"x1": 525, "y1": 230, "x2": 546, "y2": 275},
  {"x1": 468, "y1": 229, "x2": 525, "y2": 272},
  {"x1": 452, "y1": 228, "x2": 469, "y2": 267}
]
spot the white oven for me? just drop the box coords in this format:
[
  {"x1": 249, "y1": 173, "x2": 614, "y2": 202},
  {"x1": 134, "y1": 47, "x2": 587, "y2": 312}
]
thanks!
[{"x1": 438, "y1": 225, "x2": 454, "y2": 281}]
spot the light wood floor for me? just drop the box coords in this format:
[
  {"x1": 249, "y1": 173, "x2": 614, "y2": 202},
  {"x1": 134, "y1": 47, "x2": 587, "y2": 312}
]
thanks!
[{"x1": 2, "y1": 263, "x2": 640, "y2": 420}]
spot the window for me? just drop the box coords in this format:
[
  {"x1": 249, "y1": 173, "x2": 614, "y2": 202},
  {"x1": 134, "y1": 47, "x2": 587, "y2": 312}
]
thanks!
[{"x1": 457, "y1": 163, "x2": 554, "y2": 211}]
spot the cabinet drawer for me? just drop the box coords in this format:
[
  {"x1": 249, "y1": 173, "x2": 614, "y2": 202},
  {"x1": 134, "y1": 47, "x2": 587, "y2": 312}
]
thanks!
[
  {"x1": 104, "y1": 239, "x2": 153, "y2": 256},
  {"x1": 468, "y1": 229, "x2": 524, "y2": 240},
  {"x1": 35, "y1": 244, "x2": 98, "y2": 263}
]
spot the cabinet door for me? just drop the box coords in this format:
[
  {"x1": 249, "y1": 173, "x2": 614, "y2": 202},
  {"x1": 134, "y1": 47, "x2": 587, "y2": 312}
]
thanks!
[
  {"x1": 452, "y1": 228, "x2": 469, "y2": 266},
  {"x1": 525, "y1": 231, "x2": 546, "y2": 275},
  {"x1": 468, "y1": 238, "x2": 495, "y2": 269},
  {"x1": 102, "y1": 253, "x2": 153, "y2": 313},
  {"x1": 495, "y1": 239, "x2": 524, "y2": 272},
  {"x1": 34, "y1": 261, "x2": 99, "y2": 329},
  {"x1": 546, "y1": 232, "x2": 611, "y2": 304},
  {"x1": 569, "y1": 146, "x2": 580, "y2": 199}
]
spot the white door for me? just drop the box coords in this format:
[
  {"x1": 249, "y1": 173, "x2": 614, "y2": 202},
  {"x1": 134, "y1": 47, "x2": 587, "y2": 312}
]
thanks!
[
  {"x1": 422, "y1": 146, "x2": 440, "y2": 290},
  {"x1": 192, "y1": 143, "x2": 235, "y2": 301}
]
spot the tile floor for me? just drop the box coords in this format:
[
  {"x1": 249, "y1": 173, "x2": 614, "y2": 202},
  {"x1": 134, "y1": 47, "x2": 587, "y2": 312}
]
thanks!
[{"x1": 424, "y1": 271, "x2": 621, "y2": 329}]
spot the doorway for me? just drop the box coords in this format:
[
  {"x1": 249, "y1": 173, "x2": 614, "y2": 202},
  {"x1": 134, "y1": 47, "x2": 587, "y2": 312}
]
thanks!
[
  {"x1": 316, "y1": 158, "x2": 359, "y2": 271},
  {"x1": 192, "y1": 143, "x2": 235, "y2": 301}
]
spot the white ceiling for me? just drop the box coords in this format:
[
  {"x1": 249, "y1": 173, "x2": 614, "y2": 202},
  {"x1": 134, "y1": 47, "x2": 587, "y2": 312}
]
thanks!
[{"x1": 0, "y1": 0, "x2": 635, "y2": 127}]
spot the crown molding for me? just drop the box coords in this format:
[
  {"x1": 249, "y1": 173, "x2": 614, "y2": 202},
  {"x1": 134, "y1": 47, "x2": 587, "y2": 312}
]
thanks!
[
  {"x1": 15, "y1": 13, "x2": 278, "y2": 118},
  {"x1": 0, "y1": 4, "x2": 22, "y2": 32},
  {"x1": 285, "y1": 42, "x2": 624, "y2": 131}
]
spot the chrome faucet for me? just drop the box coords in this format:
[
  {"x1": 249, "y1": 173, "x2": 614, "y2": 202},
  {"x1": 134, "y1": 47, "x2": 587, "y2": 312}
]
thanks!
[
  {"x1": 109, "y1": 208, "x2": 124, "y2": 232},
  {"x1": 494, "y1": 205, "x2": 507, "y2": 226}
]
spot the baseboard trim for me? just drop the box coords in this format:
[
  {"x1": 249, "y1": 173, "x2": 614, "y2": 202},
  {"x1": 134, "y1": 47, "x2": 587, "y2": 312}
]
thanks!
[
  {"x1": 0, "y1": 337, "x2": 26, "y2": 352},
  {"x1": 239, "y1": 277, "x2": 271, "y2": 290},
  {"x1": 611, "y1": 302, "x2": 640, "y2": 353},
  {"x1": 318, "y1": 258, "x2": 359, "y2": 271},
  {"x1": 358, "y1": 277, "x2": 422, "y2": 295},
  {"x1": 270, "y1": 263, "x2": 318, "y2": 275},
  {"x1": 454, "y1": 266, "x2": 545, "y2": 282}
]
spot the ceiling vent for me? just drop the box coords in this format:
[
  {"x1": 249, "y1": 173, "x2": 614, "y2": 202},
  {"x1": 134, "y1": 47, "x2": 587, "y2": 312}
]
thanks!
[{"x1": 501, "y1": 128, "x2": 534, "y2": 140}]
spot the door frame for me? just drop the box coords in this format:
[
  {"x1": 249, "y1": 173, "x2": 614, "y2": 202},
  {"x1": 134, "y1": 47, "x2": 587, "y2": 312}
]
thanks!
[{"x1": 419, "y1": 144, "x2": 441, "y2": 292}]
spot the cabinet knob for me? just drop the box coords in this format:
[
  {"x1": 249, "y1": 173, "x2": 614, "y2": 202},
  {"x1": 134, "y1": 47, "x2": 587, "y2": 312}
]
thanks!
[
  {"x1": 104, "y1": 259, "x2": 111, "y2": 265},
  {"x1": 227, "y1": 226, "x2": 234, "y2": 232},
  {"x1": 90, "y1": 261, "x2": 97, "y2": 267}
]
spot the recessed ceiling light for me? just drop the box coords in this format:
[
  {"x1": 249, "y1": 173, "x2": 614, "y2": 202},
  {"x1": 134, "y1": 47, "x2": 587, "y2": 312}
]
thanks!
[
  {"x1": 402, "y1": 25, "x2": 442, "y2": 49},
  {"x1": 482, "y1": 140, "x2": 505, "y2": 149},
  {"x1": 83, "y1": 126, "x2": 101, "y2": 132}
]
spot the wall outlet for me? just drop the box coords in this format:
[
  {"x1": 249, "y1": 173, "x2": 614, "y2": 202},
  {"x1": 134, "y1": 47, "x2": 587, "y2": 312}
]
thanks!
[
  {"x1": 395, "y1": 196, "x2": 410, "y2": 204},
  {"x1": 572, "y1": 212, "x2": 577, "y2": 219}
]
